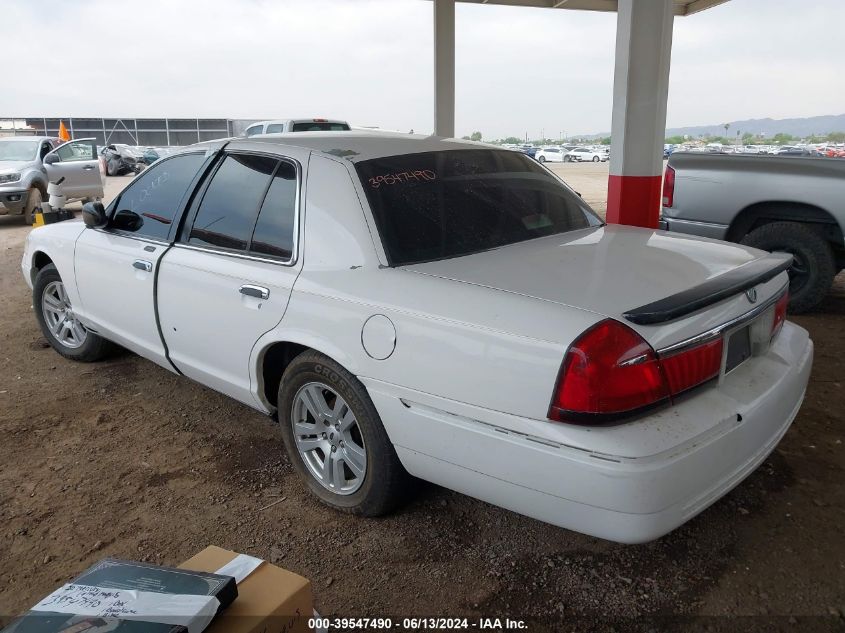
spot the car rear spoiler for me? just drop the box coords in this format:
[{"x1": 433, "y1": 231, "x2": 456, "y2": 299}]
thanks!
[{"x1": 623, "y1": 252, "x2": 793, "y2": 325}]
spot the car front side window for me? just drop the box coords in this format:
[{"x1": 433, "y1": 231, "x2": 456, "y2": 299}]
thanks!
[
  {"x1": 55, "y1": 140, "x2": 95, "y2": 162},
  {"x1": 110, "y1": 152, "x2": 207, "y2": 241}
]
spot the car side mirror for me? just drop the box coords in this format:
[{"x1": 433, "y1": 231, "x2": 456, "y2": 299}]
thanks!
[
  {"x1": 82, "y1": 201, "x2": 108, "y2": 228},
  {"x1": 44, "y1": 154, "x2": 59, "y2": 165}
]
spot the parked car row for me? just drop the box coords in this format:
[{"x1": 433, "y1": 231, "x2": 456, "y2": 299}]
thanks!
[
  {"x1": 665, "y1": 143, "x2": 845, "y2": 158},
  {"x1": 518, "y1": 144, "x2": 610, "y2": 164}
]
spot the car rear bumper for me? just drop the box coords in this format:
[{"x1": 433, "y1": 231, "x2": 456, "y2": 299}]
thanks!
[{"x1": 365, "y1": 321, "x2": 812, "y2": 543}]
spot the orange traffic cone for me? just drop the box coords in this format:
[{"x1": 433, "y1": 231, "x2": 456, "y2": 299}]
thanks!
[{"x1": 58, "y1": 121, "x2": 70, "y2": 142}]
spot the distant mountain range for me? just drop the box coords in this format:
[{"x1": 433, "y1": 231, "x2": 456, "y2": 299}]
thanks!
[
  {"x1": 664, "y1": 114, "x2": 845, "y2": 139},
  {"x1": 580, "y1": 114, "x2": 845, "y2": 140}
]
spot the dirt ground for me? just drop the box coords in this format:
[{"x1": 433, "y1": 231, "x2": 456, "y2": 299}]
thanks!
[{"x1": 1, "y1": 173, "x2": 843, "y2": 632}]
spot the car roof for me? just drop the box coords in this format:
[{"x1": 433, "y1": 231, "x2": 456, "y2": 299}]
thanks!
[{"x1": 213, "y1": 131, "x2": 496, "y2": 163}]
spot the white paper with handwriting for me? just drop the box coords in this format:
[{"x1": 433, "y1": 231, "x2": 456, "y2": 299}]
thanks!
[{"x1": 30, "y1": 583, "x2": 219, "y2": 633}]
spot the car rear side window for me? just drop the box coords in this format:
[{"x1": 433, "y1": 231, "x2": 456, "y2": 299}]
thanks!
[
  {"x1": 265, "y1": 123, "x2": 285, "y2": 134},
  {"x1": 189, "y1": 154, "x2": 277, "y2": 251},
  {"x1": 291, "y1": 122, "x2": 350, "y2": 132},
  {"x1": 111, "y1": 152, "x2": 207, "y2": 241},
  {"x1": 250, "y1": 161, "x2": 297, "y2": 260},
  {"x1": 356, "y1": 149, "x2": 601, "y2": 266}
]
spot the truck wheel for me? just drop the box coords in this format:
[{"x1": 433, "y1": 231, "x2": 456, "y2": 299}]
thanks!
[
  {"x1": 33, "y1": 264, "x2": 114, "y2": 362},
  {"x1": 278, "y1": 351, "x2": 410, "y2": 516},
  {"x1": 741, "y1": 221, "x2": 836, "y2": 313},
  {"x1": 23, "y1": 187, "x2": 42, "y2": 225}
]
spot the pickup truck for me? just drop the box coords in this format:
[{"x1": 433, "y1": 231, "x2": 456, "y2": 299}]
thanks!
[
  {"x1": 243, "y1": 118, "x2": 350, "y2": 137},
  {"x1": 0, "y1": 136, "x2": 105, "y2": 224},
  {"x1": 660, "y1": 152, "x2": 845, "y2": 312}
]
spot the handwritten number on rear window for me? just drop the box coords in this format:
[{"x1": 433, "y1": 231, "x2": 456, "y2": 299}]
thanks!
[{"x1": 369, "y1": 170, "x2": 436, "y2": 189}]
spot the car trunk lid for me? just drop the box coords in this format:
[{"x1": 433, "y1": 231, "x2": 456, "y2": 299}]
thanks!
[{"x1": 404, "y1": 224, "x2": 789, "y2": 350}]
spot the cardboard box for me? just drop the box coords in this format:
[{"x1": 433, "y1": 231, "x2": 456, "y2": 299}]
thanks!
[{"x1": 179, "y1": 546, "x2": 312, "y2": 633}]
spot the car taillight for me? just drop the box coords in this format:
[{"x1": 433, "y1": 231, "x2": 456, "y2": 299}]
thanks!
[
  {"x1": 659, "y1": 338, "x2": 723, "y2": 395},
  {"x1": 549, "y1": 320, "x2": 669, "y2": 422},
  {"x1": 549, "y1": 319, "x2": 724, "y2": 424},
  {"x1": 771, "y1": 289, "x2": 789, "y2": 338},
  {"x1": 662, "y1": 165, "x2": 675, "y2": 207}
]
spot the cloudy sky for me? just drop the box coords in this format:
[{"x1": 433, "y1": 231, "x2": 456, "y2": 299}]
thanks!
[{"x1": 4, "y1": 0, "x2": 843, "y2": 138}]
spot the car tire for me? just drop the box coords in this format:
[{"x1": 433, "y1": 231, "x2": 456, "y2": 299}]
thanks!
[
  {"x1": 33, "y1": 264, "x2": 114, "y2": 362},
  {"x1": 278, "y1": 350, "x2": 410, "y2": 516},
  {"x1": 740, "y1": 221, "x2": 836, "y2": 313},
  {"x1": 23, "y1": 187, "x2": 42, "y2": 225},
  {"x1": 592, "y1": 156, "x2": 600, "y2": 162},
  {"x1": 538, "y1": 156, "x2": 546, "y2": 164},
  {"x1": 563, "y1": 155, "x2": 571, "y2": 163}
]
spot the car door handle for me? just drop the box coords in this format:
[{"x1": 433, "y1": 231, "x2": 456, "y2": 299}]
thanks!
[
  {"x1": 239, "y1": 285, "x2": 269, "y2": 300},
  {"x1": 132, "y1": 260, "x2": 153, "y2": 272},
  {"x1": 82, "y1": 165, "x2": 96, "y2": 170}
]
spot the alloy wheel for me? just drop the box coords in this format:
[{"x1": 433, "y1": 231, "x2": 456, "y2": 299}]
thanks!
[
  {"x1": 41, "y1": 281, "x2": 87, "y2": 349},
  {"x1": 291, "y1": 382, "x2": 367, "y2": 495}
]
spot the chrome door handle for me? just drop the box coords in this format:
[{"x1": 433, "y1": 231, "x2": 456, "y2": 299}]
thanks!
[
  {"x1": 132, "y1": 259, "x2": 152, "y2": 272},
  {"x1": 239, "y1": 284, "x2": 269, "y2": 299},
  {"x1": 82, "y1": 165, "x2": 96, "y2": 171}
]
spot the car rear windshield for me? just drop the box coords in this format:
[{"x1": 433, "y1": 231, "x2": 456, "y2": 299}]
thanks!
[
  {"x1": 291, "y1": 121, "x2": 350, "y2": 132},
  {"x1": 355, "y1": 149, "x2": 602, "y2": 266}
]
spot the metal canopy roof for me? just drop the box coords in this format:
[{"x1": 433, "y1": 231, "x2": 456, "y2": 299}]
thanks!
[{"x1": 453, "y1": 0, "x2": 729, "y2": 17}]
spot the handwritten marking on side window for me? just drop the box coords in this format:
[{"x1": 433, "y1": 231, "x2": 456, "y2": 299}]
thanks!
[
  {"x1": 137, "y1": 171, "x2": 171, "y2": 204},
  {"x1": 369, "y1": 170, "x2": 435, "y2": 189}
]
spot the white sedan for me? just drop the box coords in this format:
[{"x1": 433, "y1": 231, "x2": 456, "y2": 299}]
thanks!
[
  {"x1": 534, "y1": 147, "x2": 566, "y2": 163},
  {"x1": 22, "y1": 133, "x2": 812, "y2": 543},
  {"x1": 566, "y1": 147, "x2": 607, "y2": 162}
]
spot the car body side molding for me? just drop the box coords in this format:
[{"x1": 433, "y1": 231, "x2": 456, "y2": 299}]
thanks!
[{"x1": 623, "y1": 252, "x2": 793, "y2": 325}]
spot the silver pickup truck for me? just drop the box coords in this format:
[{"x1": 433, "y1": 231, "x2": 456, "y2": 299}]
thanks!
[
  {"x1": 0, "y1": 136, "x2": 105, "y2": 224},
  {"x1": 660, "y1": 152, "x2": 844, "y2": 312}
]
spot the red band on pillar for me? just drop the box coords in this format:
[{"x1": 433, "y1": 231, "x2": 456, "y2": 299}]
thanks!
[{"x1": 606, "y1": 174, "x2": 663, "y2": 229}]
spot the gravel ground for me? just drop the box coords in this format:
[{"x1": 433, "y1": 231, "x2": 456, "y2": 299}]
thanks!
[{"x1": 0, "y1": 176, "x2": 843, "y2": 632}]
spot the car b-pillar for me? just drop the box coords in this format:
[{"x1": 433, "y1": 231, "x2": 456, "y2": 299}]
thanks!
[{"x1": 607, "y1": 0, "x2": 674, "y2": 229}]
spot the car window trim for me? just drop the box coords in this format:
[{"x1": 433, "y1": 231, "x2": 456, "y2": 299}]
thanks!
[
  {"x1": 179, "y1": 149, "x2": 302, "y2": 267},
  {"x1": 106, "y1": 150, "x2": 217, "y2": 244}
]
